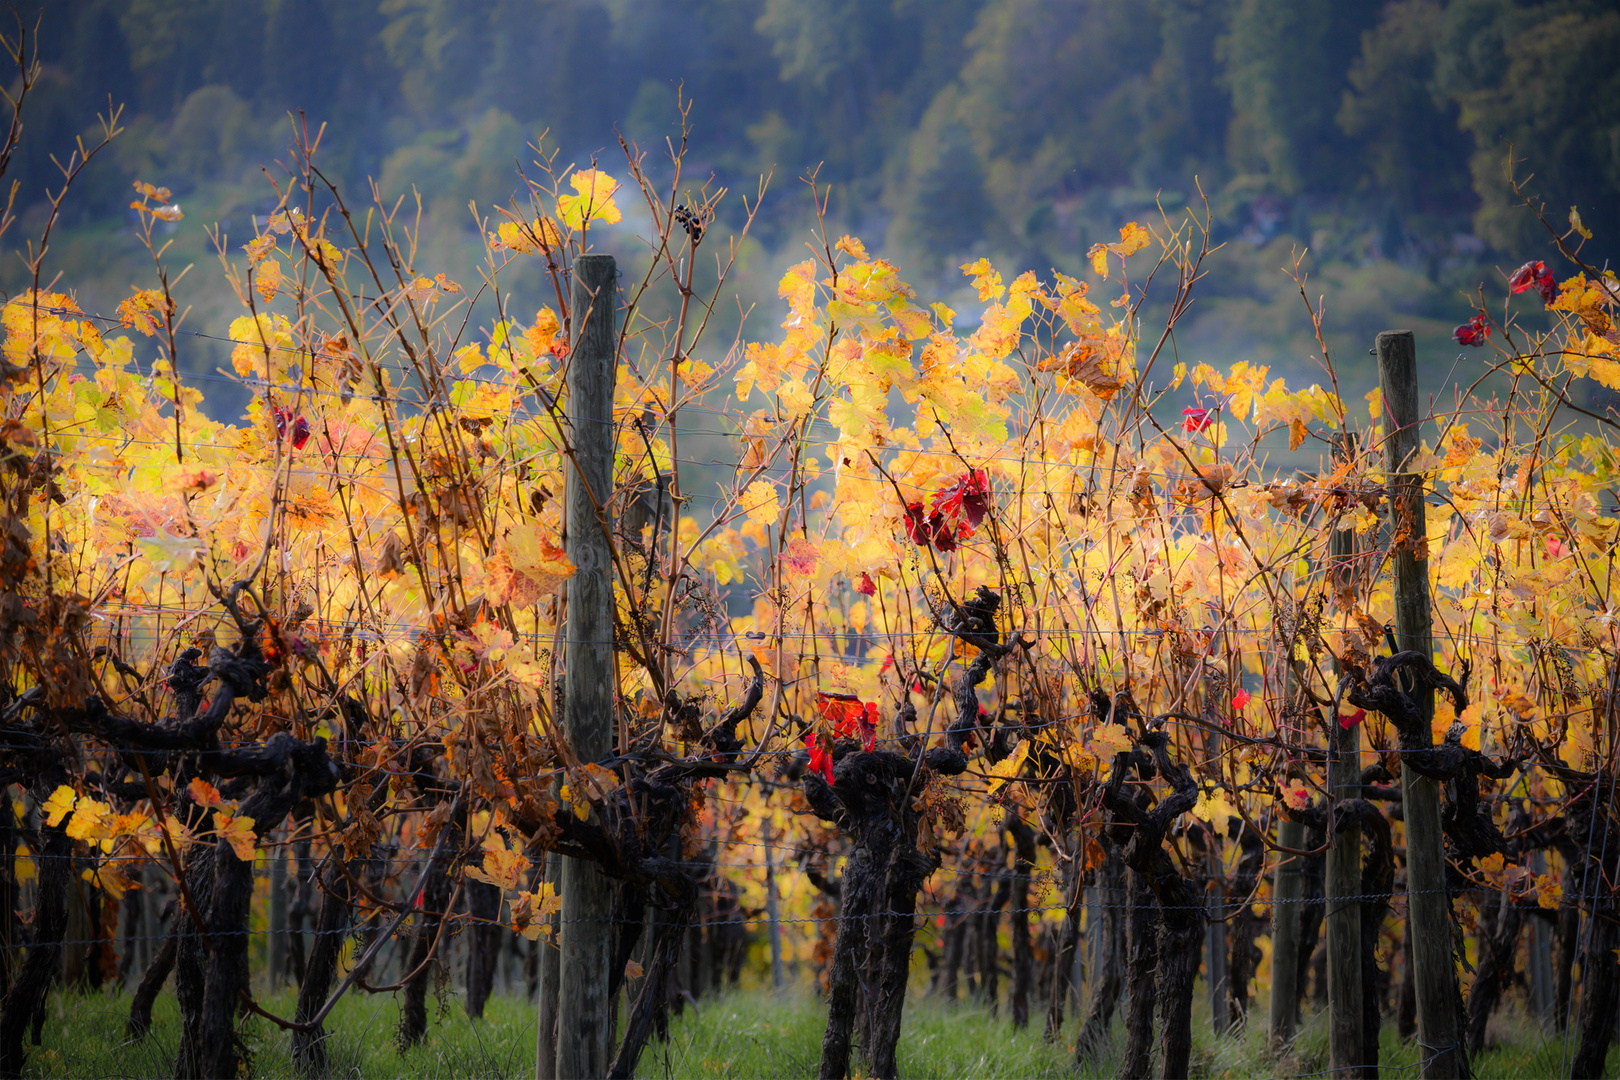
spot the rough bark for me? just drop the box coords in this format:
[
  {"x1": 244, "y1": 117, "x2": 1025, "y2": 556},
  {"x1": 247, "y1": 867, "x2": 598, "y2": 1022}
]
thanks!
[
  {"x1": 1074, "y1": 841, "x2": 1124, "y2": 1064},
  {"x1": 1120, "y1": 868, "x2": 1159, "y2": 1080},
  {"x1": 0, "y1": 820, "x2": 68, "y2": 1079},
  {"x1": 1226, "y1": 822, "x2": 1266, "y2": 1030},
  {"x1": 978, "y1": 868, "x2": 1011, "y2": 1011},
  {"x1": 1100, "y1": 730, "x2": 1205, "y2": 1080},
  {"x1": 1046, "y1": 843, "x2": 1087, "y2": 1043},
  {"x1": 1554, "y1": 863, "x2": 1578, "y2": 1029},
  {"x1": 1568, "y1": 770, "x2": 1620, "y2": 1079},
  {"x1": 0, "y1": 795, "x2": 15, "y2": 1002},
  {"x1": 174, "y1": 733, "x2": 339, "y2": 1080},
  {"x1": 1356, "y1": 800, "x2": 1394, "y2": 1078},
  {"x1": 866, "y1": 842, "x2": 935, "y2": 1079},
  {"x1": 936, "y1": 880, "x2": 970, "y2": 1001},
  {"x1": 398, "y1": 823, "x2": 459, "y2": 1050},
  {"x1": 1572, "y1": 902, "x2": 1620, "y2": 1078},
  {"x1": 606, "y1": 884, "x2": 695, "y2": 1080},
  {"x1": 464, "y1": 878, "x2": 502, "y2": 1020},
  {"x1": 817, "y1": 835, "x2": 881, "y2": 1080},
  {"x1": 808, "y1": 586, "x2": 1020, "y2": 1080},
  {"x1": 1398, "y1": 927, "x2": 1417, "y2": 1042},
  {"x1": 293, "y1": 857, "x2": 358, "y2": 1075},
  {"x1": 126, "y1": 926, "x2": 177, "y2": 1041},
  {"x1": 1008, "y1": 814, "x2": 1037, "y2": 1028},
  {"x1": 1465, "y1": 891, "x2": 1518, "y2": 1052}
]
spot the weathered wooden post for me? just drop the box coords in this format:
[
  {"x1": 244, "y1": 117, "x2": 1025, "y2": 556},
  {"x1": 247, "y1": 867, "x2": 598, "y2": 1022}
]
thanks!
[
  {"x1": 268, "y1": 847, "x2": 288, "y2": 988},
  {"x1": 1208, "y1": 864, "x2": 1229, "y2": 1036},
  {"x1": 1326, "y1": 442, "x2": 1366, "y2": 1077},
  {"x1": 764, "y1": 822, "x2": 785, "y2": 991},
  {"x1": 1527, "y1": 852, "x2": 1555, "y2": 1029},
  {"x1": 1272, "y1": 553, "x2": 1322, "y2": 1050},
  {"x1": 535, "y1": 853, "x2": 561, "y2": 1079},
  {"x1": 1203, "y1": 694, "x2": 1229, "y2": 1036},
  {"x1": 554, "y1": 252, "x2": 618, "y2": 1080},
  {"x1": 1269, "y1": 818, "x2": 1305, "y2": 1048},
  {"x1": 1378, "y1": 329, "x2": 1469, "y2": 1079}
]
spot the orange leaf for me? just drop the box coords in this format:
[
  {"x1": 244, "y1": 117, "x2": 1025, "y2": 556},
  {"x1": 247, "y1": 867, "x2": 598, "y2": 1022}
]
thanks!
[{"x1": 188, "y1": 778, "x2": 224, "y2": 809}]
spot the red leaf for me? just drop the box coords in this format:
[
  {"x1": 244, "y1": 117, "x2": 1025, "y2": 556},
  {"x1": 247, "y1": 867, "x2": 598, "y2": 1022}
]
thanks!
[
  {"x1": 1339, "y1": 708, "x2": 1366, "y2": 731},
  {"x1": 815, "y1": 693, "x2": 881, "y2": 750},
  {"x1": 1181, "y1": 407, "x2": 1213, "y2": 433},
  {"x1": 1453, "y1": 314, "x2": 1490, "y2": 347},
  {"x1": 1509, "y1": 260, "x2": 1556, "y2": 304},
  {"x1": 856, "y1": 572, "x2": 876, "y2": 596},
  {"x1": 816, "y1": 692, "x2": 865, "y2": 738},
  {"x1": 903, "y1": 502, "x2": 929, "y2": 545},
  {"x1": 903, "y1": 497, "x2": 961, "y2": 551},
  {"x1": 273, "y1": 405, "x2": 311, "y2": 449},
  {"x1": 930, "y1": 470, "x2": 991, "y2": 539},
  {"x1": 1231, "y1": 688, "x2": 1252, "y2": 710},
  {"x1": 804, "y1": 733, "x2": 835, "y2": 784},
  {"x1": 857, "y1": 702, "x2": 879, "y2": 753}
]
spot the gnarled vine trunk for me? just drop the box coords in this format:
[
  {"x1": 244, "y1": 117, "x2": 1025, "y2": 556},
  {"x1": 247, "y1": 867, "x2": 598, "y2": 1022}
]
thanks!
[
  {"x1": 1074, "y1": 839, "x2": 1124, "y2": 1063},
  {"x1": 0, "y1": 817, "x2": 68, "y2": 1080}
]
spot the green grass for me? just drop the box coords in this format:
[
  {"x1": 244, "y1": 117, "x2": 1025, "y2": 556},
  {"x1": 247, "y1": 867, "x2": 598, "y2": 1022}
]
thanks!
[{"x1": 16, "y1": 983, "x2": 1619, "y2": 1078}]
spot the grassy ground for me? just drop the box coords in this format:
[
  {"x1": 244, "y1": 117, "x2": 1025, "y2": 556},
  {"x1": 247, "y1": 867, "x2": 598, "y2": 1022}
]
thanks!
[{"x1": 15, "y1": 983, "x2": 1619, "y2": 1078}]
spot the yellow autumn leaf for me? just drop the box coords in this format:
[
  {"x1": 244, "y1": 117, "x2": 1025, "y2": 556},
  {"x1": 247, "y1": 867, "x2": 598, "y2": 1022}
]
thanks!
[
  {"x1": 1086, "y1": 723, "x2": 1132, "y2": 758},
  {"x1": 511, "y1": 882, "x2": 560, "y2": 940},
  {"x1": 960, "y1": 258, "x2": 1004, "y2": 303},
  {"x1": 834, "y1": 235, "x2": 869, "y2": 259},
  {"x1": 743, "y1": 480, "x2": 781, "y2": 529},
  {"x1": 556, "y1": 169, "x2": 622, "y2": 230},
  {"x1": 484, "y1": 528, "x2": 575, "y2": 609},
  {"x1": 1192, "y1": 789, "x2": 1238, "y2": 830},
  {"x1": 42, "y1": 785, "x2": 77, "y2": 828},
  {"x1": 243, "y1": 233, "x2": 276, "y2": 265},
  {"x1": 1115, "y1": 221, "x2": 1150, "y2": 256},
  {"x1": 1534, "y1": 872, "x2": 1563, "y2": 909},
  {"x1": 64, "y1": 798, "x2": 114, "y2": 846},
  {"x1": 466, "y1": 846, "x2": 532, "y2": 892},
  {"x1": 214, "y1": 812, "x2": 258, "y2": 862},
  {"x1": 255, "y1": 259, "x2": 282, "y2": 301},
  {"x1": 116, "y1": 289, "x2": 171, "y2": 337},
  {"x1": 985, "y1": 740, "x2": 1030, "y2": 795}
]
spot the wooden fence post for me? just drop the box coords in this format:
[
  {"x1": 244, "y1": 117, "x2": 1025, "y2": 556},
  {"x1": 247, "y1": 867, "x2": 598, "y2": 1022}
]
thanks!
[
  {"x1": 536, "y1": 853, "x2": 562, "y2": 1080},
  {"x1": 1271, "y1": 641, "x2": 1310, "y2": 1050},
  {"x1": 1202, "y1": 694, "x2": 1229, "y2": 1036},
  {"x1": 555, "y1": 253, "x2": 618, "y2": 1080},
  {"x1": 1377, "y1": 329, "x2": 1469, "y2": 1079},
  {"x1": 1208, "y1": 860, "x2": 1230, "y2": 1036},
  {"x1": 764, "y1": 821, "x2": 785, "y2": 991},
  {"x1": 1270, "y1": 817, "x2": 1305, "y2": 1048},
  {"x1": 1326, "y1": 449, "x2": 1366, "y2": 1076},
  {"x1": 268, "y1": 847, "x2": 287, "y2": 988}
]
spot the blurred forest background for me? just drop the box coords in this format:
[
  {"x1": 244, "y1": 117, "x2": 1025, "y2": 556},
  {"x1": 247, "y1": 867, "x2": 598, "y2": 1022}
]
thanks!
[{"x1": 6, "y1": 0, "x2": 1618, "y2": 415}]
